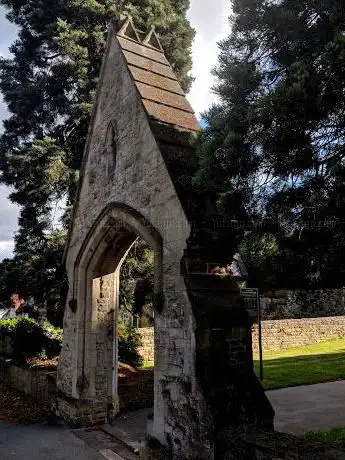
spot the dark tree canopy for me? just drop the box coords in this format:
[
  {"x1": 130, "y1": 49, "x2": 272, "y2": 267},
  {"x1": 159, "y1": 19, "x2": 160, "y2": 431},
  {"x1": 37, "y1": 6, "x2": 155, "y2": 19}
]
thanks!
[
  {"x1": 195, "y1": 0, "x2": 345, "y2": 288},
  {"x1": 0, "y1": 0, "x2": 194, "y2": 321}
]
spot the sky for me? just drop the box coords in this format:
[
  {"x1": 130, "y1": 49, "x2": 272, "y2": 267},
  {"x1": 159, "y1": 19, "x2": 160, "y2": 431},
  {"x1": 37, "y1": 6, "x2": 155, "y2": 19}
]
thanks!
[{"x1": 0, "y1": 0, "x2": 232, "y2": 261}]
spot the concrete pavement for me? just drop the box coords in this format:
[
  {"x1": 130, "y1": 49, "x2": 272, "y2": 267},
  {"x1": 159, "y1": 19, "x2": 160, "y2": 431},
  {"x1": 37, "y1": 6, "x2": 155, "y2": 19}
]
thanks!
[
  {"x1": 106, "y1": 381, "x2": 345, "y2": 448},
  {"x1": 0, "y1": 423, "x2": 103, "y2": 460},
  {"x1": 267, "y1": 380, "x2": 345, "y2": 434},
  {"x1": 0, "y1": 422, "x2": 136, "y2": 460}
]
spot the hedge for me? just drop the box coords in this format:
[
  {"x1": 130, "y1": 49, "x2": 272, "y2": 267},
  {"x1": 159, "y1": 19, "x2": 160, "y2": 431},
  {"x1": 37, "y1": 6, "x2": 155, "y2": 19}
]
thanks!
[
  {"x1": 0, "y1": 318, "x2": 63, "y2": 363},
  {"x1": 0, "y1": 319, "x2": 142, "y2": 368}
]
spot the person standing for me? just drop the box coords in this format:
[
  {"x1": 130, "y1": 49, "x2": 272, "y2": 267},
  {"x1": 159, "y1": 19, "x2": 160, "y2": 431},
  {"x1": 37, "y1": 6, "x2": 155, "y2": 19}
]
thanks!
[{"x1": 1, "y1": 292, "x2": 37, "y2": 319}]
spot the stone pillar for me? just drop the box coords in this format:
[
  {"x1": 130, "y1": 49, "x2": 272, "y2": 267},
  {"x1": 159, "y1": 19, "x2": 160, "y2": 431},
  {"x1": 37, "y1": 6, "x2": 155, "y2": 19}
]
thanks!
[
  {"x1": 56, "y1": 271, "x2": 118, "y2": 427},
  {"x1": 93, "y1": 272, "x2": 119, "y2": 420},
  {"x1": 184, "y1": 274, "x2": 274, "y2": 457}
]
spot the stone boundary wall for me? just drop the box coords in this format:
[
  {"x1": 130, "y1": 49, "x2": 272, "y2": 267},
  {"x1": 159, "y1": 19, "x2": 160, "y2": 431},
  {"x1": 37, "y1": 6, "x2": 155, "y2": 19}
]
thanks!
[
  {"x1": 138, "y1": 327, "x2": 154, "y2": 363},
  {"x1": 260, "y1": 288, "x2": 345, "y2": 320},
  {"x1": 0, "y1": 361, "x2": 57, "y2": 403},
  {"x1": 139, "y1": 316, "x2": 345, "y2": 359},
  {"x1": 253, "y1": 316, "x2": 345, "y2": 352}
]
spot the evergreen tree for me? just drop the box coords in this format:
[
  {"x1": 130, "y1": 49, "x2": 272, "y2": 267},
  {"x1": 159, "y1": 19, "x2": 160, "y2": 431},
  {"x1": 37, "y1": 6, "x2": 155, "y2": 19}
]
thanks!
[
  {"x1": 0, "y1": 1, "x2": 194, "y2": 318},
  {"x1": 195, "y1": 0, "x2": 345, "y2": 288},
  {"x1": 119, "y1": 239, "x2": 154, "y2": 327}
]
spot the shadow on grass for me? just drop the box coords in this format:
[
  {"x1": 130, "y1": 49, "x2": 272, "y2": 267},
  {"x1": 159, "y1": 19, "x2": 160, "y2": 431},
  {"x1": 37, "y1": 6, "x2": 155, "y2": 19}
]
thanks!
[{"x1": 255, "y1": 351, "x2": 345, "y2": 391}]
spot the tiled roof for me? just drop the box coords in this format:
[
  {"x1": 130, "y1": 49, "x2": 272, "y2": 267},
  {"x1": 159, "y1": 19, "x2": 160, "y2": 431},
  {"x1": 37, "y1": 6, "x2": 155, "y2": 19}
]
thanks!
[
  {"x1": 115, "y1": 16, "x2": 200, "y2": 218},
  {"x1": 116, "y1": 17, "x2": 200, "y2": 136}
]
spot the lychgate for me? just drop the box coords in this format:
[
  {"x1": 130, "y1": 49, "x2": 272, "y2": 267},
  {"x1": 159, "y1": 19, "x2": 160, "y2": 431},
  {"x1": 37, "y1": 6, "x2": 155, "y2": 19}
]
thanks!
[{"x1": 57, "y1": 15, "x2": 273, "y2": 459}]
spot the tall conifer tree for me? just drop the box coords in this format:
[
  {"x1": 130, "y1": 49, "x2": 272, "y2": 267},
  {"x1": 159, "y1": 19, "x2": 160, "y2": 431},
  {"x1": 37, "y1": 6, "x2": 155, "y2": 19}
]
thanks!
[
  {"x1": 195, "y1": 0, "x2": 345, "y2": 287},
  {"x1": 0, "y1": 1, "x2": 194, "y2": 319}
]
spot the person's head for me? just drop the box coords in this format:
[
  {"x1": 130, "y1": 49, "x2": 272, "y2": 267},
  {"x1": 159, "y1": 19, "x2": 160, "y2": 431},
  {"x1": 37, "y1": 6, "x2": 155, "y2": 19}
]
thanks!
[{"x1": 10, "y1": 292, "x2": 26, "y2": 310}]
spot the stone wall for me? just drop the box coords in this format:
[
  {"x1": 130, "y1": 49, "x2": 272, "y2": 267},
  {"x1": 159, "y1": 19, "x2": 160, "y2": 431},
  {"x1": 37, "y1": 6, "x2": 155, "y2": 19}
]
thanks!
[
  {"x1": 261, "y1": 288, "x2": 345, "y2": 319},
  {"x1": 138, "y1": 327, "x2": 154, "y2": 363},
  {"x1": 139, "y1": 315, "x2": 345, "y2": 358},
  {"x1": 0, "y1": 360, "x2": 57, "y2": 404},
  {"x1": 253, "y1": 316, "x2": 345, "y2": 352}
]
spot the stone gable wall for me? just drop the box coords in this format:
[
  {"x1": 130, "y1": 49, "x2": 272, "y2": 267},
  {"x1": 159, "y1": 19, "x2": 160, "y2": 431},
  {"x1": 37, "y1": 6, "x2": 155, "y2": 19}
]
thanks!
[
  {"x1": 57, "y1": 29, "x2": 216, "y2": 454},
  {"x1": 59, "y1": 31, "x2": 192, "y2": 399}
]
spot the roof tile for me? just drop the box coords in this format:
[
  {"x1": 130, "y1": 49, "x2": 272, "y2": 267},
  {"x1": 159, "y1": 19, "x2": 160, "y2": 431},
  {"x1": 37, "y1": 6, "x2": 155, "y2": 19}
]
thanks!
[
  {"x1": 118, "y1": 36, "x2": 169, "y2": 66},
  {"x1": 123, "y1": 50, "x2": 176, "y2": 81},
  {"x1": 128, "y1": 66, "x2": 184, "y2": 95},
  {"x1": 135, "y1": 81, "x2": 194, "y2": 113},
  {"x1": 143, "y1": 99, "x2": 200, "y2": 132}
]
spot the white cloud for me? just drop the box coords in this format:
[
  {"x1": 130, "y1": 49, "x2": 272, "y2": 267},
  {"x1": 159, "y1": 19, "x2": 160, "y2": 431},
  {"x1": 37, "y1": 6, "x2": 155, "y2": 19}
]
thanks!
[
  {"x1": 187, "y1": 0, "x2": 232, "y2": 117},
  {"x1": 0, "y1": 240, "x2": 15, "y2": 260}
]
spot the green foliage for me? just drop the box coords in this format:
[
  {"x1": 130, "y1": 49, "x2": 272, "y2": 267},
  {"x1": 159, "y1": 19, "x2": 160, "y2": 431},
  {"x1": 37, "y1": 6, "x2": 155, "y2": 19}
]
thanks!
[
  {"x1": 303, "y1": 427, "x2": 345, "y2": 443},
  {"x1": 0, "y1": 318, "x2": 62, "y2": 362},
  {"x1": 118, "y1": 323, "x2": 143, "y2": 368},
  {"x1": 195, "y1": 0, "x2": 345, "y2": 288},
  {"x1": 40, "y1": 320, "x2": 63, "y2": 339},
  {"x1": 0, "y1": 1, "x2": 194, "y2": 317},
  {"x1": 119, "y1": 239, "x2": 154, "y2": 325},
  {"x1": 0, "y1": 230, "x2": 68, "y2": 326}
]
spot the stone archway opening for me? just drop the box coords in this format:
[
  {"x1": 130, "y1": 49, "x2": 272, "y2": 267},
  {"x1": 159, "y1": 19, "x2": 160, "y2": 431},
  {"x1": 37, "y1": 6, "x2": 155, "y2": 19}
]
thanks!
[
  {"x1": 92, "y1": 231, "x2": 156, "y2": 421},
  {"x1": 89, "y1": 214, "x2": 161, "y2": 424},
  {"x1": 119, "y1": 238, "x2": 155, "y2": 331},
  {"x1": 63, "y1": 204, "x2": 163, "y2": 432},
  {"x1": 117, "y1": 238, "x2": 155, "y2": 413}
]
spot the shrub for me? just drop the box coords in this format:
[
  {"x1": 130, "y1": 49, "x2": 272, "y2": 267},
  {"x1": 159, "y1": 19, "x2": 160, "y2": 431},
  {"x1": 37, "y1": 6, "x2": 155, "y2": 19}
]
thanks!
[
  {"x1": 0, "y1": 318, "x2": 142, "y2": 368},
  {"x1": 118, "y1": 324, "x2": 143, "y2": 368},
  {"x1": 0, "y1": 318, "x2": 62, "y2": 363}
]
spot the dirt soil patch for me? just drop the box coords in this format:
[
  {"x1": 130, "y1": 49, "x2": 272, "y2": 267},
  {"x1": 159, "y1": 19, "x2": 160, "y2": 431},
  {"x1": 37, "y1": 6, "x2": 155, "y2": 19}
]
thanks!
[
  {"x1": 118, "y1": 363, "x2": 154, "y2": 411},
  {"x1": 0, "y1": 382, "x2": 50, "y2": 424},
  {"x1": 0, "y1": 361, "x2": 153, "y2": 423}
]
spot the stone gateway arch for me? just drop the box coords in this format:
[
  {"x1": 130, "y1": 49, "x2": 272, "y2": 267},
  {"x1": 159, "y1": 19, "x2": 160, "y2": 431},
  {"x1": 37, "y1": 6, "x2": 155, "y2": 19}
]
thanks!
[{"x1": 57, "y1": 15, "x2": 273, "y2": 459}]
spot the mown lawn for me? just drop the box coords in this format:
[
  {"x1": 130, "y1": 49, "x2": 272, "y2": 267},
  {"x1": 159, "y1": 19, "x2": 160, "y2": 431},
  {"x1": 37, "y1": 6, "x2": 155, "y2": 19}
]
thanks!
[
  {"x1": 303, "y1": 426, "x2": 345, "y2": 443},
  {"x1": 254, "y1": 337, "x2": 345, "y2": 390},
  {"x1": 140, "y1": 338, "x2": 345, "y2": 391}
]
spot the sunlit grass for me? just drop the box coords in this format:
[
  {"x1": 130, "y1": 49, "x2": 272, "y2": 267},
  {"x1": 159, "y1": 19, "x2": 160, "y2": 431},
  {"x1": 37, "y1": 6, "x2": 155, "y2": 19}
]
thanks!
[
  {"x1": 303, "y1": 426, "x2": 345, "y2": 443},
  {"x1": 141, "y1": 361, "x2": 154, "y2": 370},
  {"x1": 139, "y1": 338, "x2": 345, "y2": 390},
  {"x1": 254, "y1": 337, "x2": 345, "y2": 390}
]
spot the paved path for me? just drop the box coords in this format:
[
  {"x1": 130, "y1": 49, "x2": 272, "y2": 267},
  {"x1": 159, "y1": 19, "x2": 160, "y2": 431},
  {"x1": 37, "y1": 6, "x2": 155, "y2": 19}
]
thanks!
[
  {"x1": 0, "y1": 423, "x2": 136, "y2": 460},
  {"x1": 106, "y1": 381, "x2": 345, "y2": 446},
  {"x1": 104, "y1": 408, "x2": 151, "y2": 451},
  {"x1": 267, "y1": 380, "x2": 345, "y2": 434},
  {"x1": 2, "y1": 380, "x2": 345, "y2": 459}
]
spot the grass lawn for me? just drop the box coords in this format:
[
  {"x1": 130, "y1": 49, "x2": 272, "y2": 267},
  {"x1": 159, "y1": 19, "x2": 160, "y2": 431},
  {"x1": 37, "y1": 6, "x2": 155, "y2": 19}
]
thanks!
[
  {"x1": 303, "y1": 426, "x2": 345, "y2": 443},
  {"x1": 140, "y1": 338, "x2": 345, "y2": 391},
  {"x1": 141, "y1": 361, "x2": 154, "y2": 370},
  {"x1": 254, "y1": 337, "x2": 345, "y2": 390}
]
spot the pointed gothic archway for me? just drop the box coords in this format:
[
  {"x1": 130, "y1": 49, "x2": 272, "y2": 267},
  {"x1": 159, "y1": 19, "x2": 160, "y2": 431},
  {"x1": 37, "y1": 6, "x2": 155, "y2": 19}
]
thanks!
[{"x1": 65, "y1": 203, "x2": 162, "y2": 419}]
